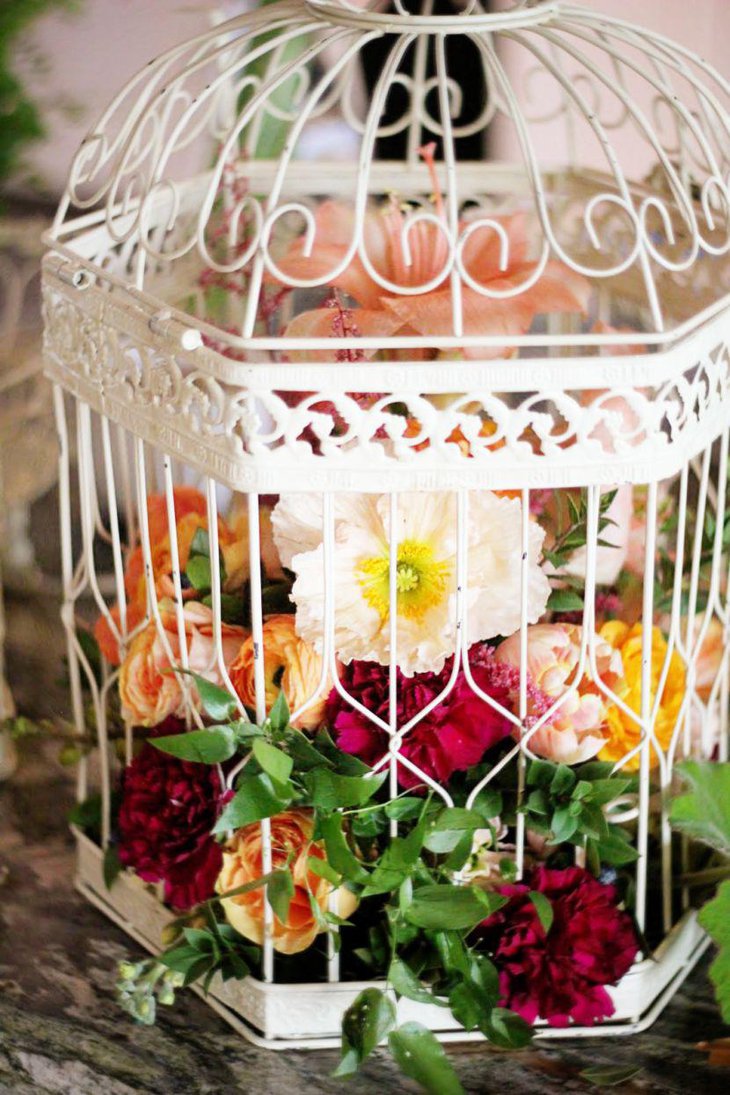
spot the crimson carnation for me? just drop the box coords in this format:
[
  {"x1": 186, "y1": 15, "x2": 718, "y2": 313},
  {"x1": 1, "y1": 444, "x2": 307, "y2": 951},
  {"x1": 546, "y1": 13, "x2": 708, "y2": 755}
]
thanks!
[
  {"x1": 117, "y1": 718, "x2": 225, "y2": 911},
  {"x1": 326, "y1": 646, "x2": 516, "y2": 790},
  {"x1": 477, "y1": 865, "x2": 638, "y2": 1027}
]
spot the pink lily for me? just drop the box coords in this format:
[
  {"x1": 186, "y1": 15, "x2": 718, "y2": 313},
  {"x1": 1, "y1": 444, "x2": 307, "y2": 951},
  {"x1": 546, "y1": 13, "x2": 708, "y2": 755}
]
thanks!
[{"x1": 274, "y1": 144, "x2": 589, "y2": 358}]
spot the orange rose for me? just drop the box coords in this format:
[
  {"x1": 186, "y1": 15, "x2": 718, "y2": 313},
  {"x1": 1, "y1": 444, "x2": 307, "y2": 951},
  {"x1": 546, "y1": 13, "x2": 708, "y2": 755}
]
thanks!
[
  {"x1": 119, "y1": 601, "x2": 246, "y2": 726},
  {"x1": 217, "y1": 809, "x2": 357, "y2": 954},
  {"x1": 229, "y1": 614, "x2": 329, "y2": 730},
  {"x1": 96, "y1": 488, "x2": 239, "y2": 666}
]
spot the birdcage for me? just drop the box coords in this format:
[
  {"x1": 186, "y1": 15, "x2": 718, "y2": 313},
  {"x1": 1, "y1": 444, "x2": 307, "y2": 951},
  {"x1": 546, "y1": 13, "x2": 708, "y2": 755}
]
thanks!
[{"x1": 43, "y1": 0, "x2": 729, "y2": 1049}]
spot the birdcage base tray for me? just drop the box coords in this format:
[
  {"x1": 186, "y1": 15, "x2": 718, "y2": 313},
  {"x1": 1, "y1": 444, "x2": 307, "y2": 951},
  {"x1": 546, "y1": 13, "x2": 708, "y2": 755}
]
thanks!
[{"x1": 74, "y1": 828, "x2": 711, "y2": 1048}]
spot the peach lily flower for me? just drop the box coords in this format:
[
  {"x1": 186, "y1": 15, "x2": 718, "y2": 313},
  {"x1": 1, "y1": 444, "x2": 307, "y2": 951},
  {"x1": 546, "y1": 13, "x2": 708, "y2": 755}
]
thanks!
[{"x1": 275, "y1": 145, "x2": 589, "y2": 358}]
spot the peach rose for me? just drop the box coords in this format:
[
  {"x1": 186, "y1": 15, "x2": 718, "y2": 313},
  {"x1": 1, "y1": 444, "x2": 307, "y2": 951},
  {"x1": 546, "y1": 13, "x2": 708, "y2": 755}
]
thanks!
[
  {"x1": 217, "y1": 809, "x2": 357, "y2": 954},
  {"x1": 229, "y1": 614, "x2": 329, "y2": 730},
  {"x1": 119, "y1": 601, "x2": 246, "y2": 726},
  {"x1": 496, "y1": 623, "x2": 623, "y2": 765},
  {"x1": 598, "y1": 621, "x2": 685, "y2": 770}
]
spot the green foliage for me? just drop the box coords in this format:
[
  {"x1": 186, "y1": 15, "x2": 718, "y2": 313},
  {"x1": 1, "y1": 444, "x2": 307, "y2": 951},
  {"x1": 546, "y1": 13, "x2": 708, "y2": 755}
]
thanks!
[
  {"x1": 671, "y1": 762, "x2": 730, "y2": 1024},
  {"x1": 388, "y1": 1023, "x2": 465, "y2": 1095},
  {"x1": 543, "y1": 489, "x2": 619, "y2": 608},
  {"x1": 335, "y1": 988, "x2": 397, "y2": 1076},
  {"x1": 698, "y1": 881, "x2": 730, "y2": 1023},
  {"x1": 671, "y1": 762, "x2": 730, "y2": 856},
  {"x1": 522, "y1": 758, "x2": 638, "y2": 869}
]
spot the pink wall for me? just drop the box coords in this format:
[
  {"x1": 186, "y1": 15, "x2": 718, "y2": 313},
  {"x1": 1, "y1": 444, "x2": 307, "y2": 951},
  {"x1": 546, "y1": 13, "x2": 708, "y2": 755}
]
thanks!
[{"x1": 22, "y1": 0, "x2": 730, "y2": 197}]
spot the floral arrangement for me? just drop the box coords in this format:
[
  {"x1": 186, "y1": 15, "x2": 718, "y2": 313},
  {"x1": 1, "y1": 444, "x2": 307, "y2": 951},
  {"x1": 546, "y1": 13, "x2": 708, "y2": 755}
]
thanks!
[
  {"x1": 35, "y1": 150, "x2": 726, "y2": 1093},
  {"x1": 33, "y1": 453, "x2": 718, "y2": 1094}
]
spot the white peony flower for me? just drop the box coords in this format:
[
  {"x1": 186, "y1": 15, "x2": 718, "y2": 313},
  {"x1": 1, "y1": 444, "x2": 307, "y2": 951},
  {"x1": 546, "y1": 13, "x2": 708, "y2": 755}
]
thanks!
[{"x1": 272, "y1": 491, "x2": 551, "y2": 676}]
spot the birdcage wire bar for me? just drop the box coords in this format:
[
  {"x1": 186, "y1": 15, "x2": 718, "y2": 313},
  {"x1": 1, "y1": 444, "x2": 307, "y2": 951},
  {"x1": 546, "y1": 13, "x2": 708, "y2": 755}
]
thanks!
[{"x1": 44, "y1": 0, "x2": 730, "y2": 1049}]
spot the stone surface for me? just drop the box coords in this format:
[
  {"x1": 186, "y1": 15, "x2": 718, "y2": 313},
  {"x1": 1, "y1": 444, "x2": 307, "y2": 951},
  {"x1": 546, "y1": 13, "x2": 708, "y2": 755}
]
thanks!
[{"x1": 1, "y1": 589, "x2": 729, "y2": 1094}]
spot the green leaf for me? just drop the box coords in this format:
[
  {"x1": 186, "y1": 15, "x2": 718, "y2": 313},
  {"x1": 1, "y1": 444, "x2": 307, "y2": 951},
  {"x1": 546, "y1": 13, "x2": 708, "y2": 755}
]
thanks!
[
  {"x1": 268, "y1": 689, "x2": 291, "y2": 733},
  {"x1": 698, "y1": 879, "x2": 730, "y2": 1022},
  {"x1": 189, "y1": 527, "x2": 211, "y2": 557},
  {"x1": 448, "y1": 982, "x2": 487, "y2": 1033},
  {"x1": 548, "y1": 588, "x2": 585, "y2": 613},
  {"x1": 267, "y1": 869, "x2": 294, "y2": 925},
  {"x1": 68, "y1": 793, "x2": 103, "y2": 832},
  {"x1": 216, "y1": 867, "x2": 282, "y2": 900},
  {"x1": 470, "y1": 786, "x2": 503, "y2": 821},
  {"x1": 586, "y1": 778, "x2": 631, "y2": 805},
  {"x1": 152, "y1": 725, "x2": 237, "y2": 765},
  {"x1": 483, "y1": 1007, "x2": 533, "y2": 1049},
  {"x1": 185, "y1": 554, "x2": 212, "y2": 593},
  {"x1": 182, "y1": 927, "x2": 215, "y2": 951},
  {"x1": 671, "y1": 762, "x2": 730, "y2": 855},
  {"x1": 528, "y1": 891, "x2": 554, "y2": 934},
  {"x1": 389, "y1": 957, "x2": 444, "y2": 1007},
  {"x1": 159, "y1": 945, "x2": 212, "y2": 986},
  {"x1": 527, "y1": 759, "x2": 557, "y2": 789},
  {"x1": 550, "y1": 805, "x2": 580, "y2": 844},
  {"x1": 579, "y1": 1065, "x2": 643, "y2": 1087},
  {"x1": 444, "y1": 831, "x2": 475, "y2": 872},
  {"x1": 587, "y1": 828, "x2": 638, "y2": 867},
  {"x1": 550, "y1": 764, "x2": 577, "y2": 796},
  {"x1": 336, "y1": 988, "x2": 396, "y2": 1076},
  {"x1": 423, "y1": 808, "x2": 484, "y2": 855},
  {"x1": 319, "y1": 814, "x2": 370, "y2": 885},
  {"x1": 252, "y1": 738, "x2": 293, "y2": 784},
  {"x1": 103, "y1": 845, "x2": 122, "y2": 890},
  {"x1": 307, "y1": 855, "x2": 341, "y2": 886},
  {"x1": 306, "y1": 768, "x2": 387, "y2": 810},
  {"x1": 406, "y1": 885, "x2": 504, "y2": 931},
  {"x1": 284, "y1": 730, "x2": 332, "y2": 771},
  {"x1": 362, "y1": 810, "x2": 430, "y2": 896},
  {"x1": 213, "y1": 773, "x2": 292, "y2": 832},
  {"x1": 185, "y1": 671, "x2": 238, "y2": 722},
  {"x1": 388, "y1": 1023, "x2": 465, "y2": 1095},
  {"x1": 385, "y1": 796, "x2": 427, "y2": 821}
]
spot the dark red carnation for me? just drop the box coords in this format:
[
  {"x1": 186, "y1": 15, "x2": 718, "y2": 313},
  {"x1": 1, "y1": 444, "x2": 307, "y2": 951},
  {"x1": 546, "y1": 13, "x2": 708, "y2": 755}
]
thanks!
[
  {"x1": 117, "y1": 718, "x2": 225, "y2": 911},
  {"x1": 477, "y1": 865, "x2": 638, "y2": 1027},
  {"x1": 326, "y1": 645, "x2": 517, "y2": 790}
]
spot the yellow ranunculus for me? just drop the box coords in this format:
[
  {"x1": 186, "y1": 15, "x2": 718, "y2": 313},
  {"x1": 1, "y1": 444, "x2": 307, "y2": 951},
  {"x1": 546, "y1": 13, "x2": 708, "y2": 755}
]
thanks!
[{"x1": 598, "y1": 621, "x2": 685, "y2": 770}]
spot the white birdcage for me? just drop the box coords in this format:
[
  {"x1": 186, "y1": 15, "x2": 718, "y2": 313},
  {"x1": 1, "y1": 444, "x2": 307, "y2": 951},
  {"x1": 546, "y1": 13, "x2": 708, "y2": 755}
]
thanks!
[{"x1": 44, "y1": 0, "x2": 730, "y2": 1050}]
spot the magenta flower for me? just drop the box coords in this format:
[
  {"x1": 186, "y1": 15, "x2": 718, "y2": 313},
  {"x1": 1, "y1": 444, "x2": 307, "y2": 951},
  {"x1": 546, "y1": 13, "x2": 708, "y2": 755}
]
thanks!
[
  {"x1": 117, "y1": 719, "x2": 226, "y2": 911},
  {"x1": 326, "y1": 645, "x2": 520, "y2": 789},
  {"x1": 477, "y1": 865, "x2": 638, "y2": 1027}
]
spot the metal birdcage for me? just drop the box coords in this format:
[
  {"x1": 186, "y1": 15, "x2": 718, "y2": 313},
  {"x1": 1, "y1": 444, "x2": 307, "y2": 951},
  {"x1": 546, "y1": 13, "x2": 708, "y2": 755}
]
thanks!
[{"x1": 44, "y1": 0, "x2": 729, "y2": 1048}]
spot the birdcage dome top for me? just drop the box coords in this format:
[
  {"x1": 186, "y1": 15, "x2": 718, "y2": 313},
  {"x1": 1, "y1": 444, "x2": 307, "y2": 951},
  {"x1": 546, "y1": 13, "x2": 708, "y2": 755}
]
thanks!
[
  {"x1": 43, "y1": 0, "x2": 730, "y2": 495},
  {"x1": 47, "y1": 0, "x2": 730, "y2": 352}
]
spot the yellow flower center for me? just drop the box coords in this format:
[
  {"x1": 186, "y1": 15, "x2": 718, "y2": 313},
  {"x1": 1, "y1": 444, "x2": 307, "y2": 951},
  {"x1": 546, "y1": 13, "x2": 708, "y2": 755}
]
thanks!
[{"x1": 358, "y1": 538, "x2": 451, "y2": 621}]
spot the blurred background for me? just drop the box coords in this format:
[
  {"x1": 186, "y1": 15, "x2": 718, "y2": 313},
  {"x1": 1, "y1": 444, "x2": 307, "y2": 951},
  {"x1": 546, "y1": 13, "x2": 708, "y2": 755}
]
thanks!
[{"x1": 0, "y1": 0, "x2": 726, "y2": 760}]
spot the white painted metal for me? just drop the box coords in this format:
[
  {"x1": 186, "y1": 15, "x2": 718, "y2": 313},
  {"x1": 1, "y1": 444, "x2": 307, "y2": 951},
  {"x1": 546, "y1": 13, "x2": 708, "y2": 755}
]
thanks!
[{"x1": 45, "y1": 0, "x2": 730, "y2": 1048}]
